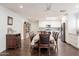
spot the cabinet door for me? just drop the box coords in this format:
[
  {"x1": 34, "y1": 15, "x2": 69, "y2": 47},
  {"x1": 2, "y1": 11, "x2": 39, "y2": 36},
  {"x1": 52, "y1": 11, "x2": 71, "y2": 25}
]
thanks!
[{"x1": 6, "y1": 35, "x2": 16, "y2": 49}]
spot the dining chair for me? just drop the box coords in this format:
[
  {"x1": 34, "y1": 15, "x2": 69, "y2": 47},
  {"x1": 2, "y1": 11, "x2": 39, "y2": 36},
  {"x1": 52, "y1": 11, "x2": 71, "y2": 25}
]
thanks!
[
  {"x1": 38, "y1": 33, "x2": 50, "y2": 56},
  {"x1": 52, "y1": 32, "x2": 59, "y2": 52},
  {"x1": 29, "y1": 32, "x2": 36, "y2": 41},
  {"x1": 48, "y1": 32, "x2": 51, "y2": 35}
]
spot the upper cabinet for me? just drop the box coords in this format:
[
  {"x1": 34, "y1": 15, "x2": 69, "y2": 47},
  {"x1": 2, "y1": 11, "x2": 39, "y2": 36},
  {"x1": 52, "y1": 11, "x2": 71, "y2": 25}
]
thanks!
[{"x1": 68, "y1": 15, "x2": 77, "y2": 35}]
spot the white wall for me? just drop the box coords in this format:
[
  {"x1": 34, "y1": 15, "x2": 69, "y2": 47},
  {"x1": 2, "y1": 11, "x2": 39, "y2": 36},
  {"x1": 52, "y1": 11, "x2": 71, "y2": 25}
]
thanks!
[{"x1": 0, "y1": 5, "x2": 28, "y2": 52}]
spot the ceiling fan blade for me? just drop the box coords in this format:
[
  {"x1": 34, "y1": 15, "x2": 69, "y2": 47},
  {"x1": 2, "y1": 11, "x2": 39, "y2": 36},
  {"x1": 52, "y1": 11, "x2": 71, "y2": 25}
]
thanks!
[{"x1": 46, "y1": 3, "x2": 52, "y2": 11}]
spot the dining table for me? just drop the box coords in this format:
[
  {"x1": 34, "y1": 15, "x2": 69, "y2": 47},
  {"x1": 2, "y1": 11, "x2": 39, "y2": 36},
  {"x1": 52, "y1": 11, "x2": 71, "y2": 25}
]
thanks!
[{"x1": 31, "y1": 33, "x2": 56, "y2": 46}]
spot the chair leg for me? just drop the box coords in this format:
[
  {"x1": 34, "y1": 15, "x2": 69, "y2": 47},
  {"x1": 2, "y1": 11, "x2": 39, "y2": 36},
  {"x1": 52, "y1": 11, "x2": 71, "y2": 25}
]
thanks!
[
  {"x1": 55, "y1": 44, "x2": 58, "y2": 55},
  {"x1": 48, "y1": 47, "x2": 50, "y2": 56},
  {"x1": 54, "y1": 43, "x2": 57, "y2": 50},
  {"x1": 57, "y1": 44, "x2": 58, "y2": 54},
  {"x1": 56, "y1": 44, "x2": 57, "y2": 52},
  {"x1": 39, "y1": 48, "x2": 40, "y2": 56}
]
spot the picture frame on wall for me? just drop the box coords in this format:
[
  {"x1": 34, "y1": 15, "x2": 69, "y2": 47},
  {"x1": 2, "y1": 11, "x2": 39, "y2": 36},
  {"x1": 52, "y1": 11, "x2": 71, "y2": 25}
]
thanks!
[{"x1": 7, "y1": 16, "x2": 13, "y2": 25}]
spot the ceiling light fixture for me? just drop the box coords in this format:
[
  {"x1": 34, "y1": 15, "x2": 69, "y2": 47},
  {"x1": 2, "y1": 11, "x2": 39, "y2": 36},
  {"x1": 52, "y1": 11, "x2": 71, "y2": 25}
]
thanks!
[{"x1": 19, "y1": 5, "x2": 23, "y2": 8}]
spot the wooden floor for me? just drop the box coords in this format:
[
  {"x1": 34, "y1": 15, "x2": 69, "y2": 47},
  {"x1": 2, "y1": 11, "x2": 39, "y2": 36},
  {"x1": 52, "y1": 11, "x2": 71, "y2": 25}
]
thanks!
[{"x1": 0, "y1": 37, "x2": 79, "y2": 56}]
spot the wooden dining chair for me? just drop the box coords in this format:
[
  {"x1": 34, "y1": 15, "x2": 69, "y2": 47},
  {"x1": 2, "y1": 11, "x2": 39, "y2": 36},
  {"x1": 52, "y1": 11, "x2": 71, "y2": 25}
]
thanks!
[
  {"x1": 38, "y1": 33, "x2": 50, "y2": 56},
  {"x1": 52, "y1": 32, "x2": 59, "y2": 52}
]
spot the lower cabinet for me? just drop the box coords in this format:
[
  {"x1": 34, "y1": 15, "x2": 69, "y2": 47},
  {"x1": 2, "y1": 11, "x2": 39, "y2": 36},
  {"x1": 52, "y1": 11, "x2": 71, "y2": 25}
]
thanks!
[{"x1": 6, "y1": 34, "x2": 21, "y2": 49}]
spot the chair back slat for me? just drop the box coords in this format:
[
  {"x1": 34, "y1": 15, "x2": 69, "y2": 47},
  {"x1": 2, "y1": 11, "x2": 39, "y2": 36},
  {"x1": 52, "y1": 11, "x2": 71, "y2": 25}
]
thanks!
[
  {"x1": 39, "y1": 34, "x2": 50, "y2": 44},
  {"x1": 52, "y1": 32, "x2": 59, "y2": 41}
]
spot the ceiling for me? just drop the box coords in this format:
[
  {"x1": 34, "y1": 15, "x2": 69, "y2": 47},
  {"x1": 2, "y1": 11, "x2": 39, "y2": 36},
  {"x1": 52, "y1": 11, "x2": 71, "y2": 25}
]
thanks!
[{"x1": 0, "y1": 3, "x2": 79, "y2": 21}]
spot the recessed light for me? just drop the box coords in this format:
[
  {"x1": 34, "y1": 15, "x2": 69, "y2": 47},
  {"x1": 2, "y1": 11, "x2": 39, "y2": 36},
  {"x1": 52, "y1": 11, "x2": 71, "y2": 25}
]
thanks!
[{"x1": 19, "y1": 5, "x2": 23, "y2": 8}]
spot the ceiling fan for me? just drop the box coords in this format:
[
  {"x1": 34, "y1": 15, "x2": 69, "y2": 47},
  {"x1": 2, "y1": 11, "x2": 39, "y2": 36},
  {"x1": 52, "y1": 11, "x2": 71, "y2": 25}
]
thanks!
[{"x1": 45, "y1": 3, "x2": 52, "y2": 11}]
